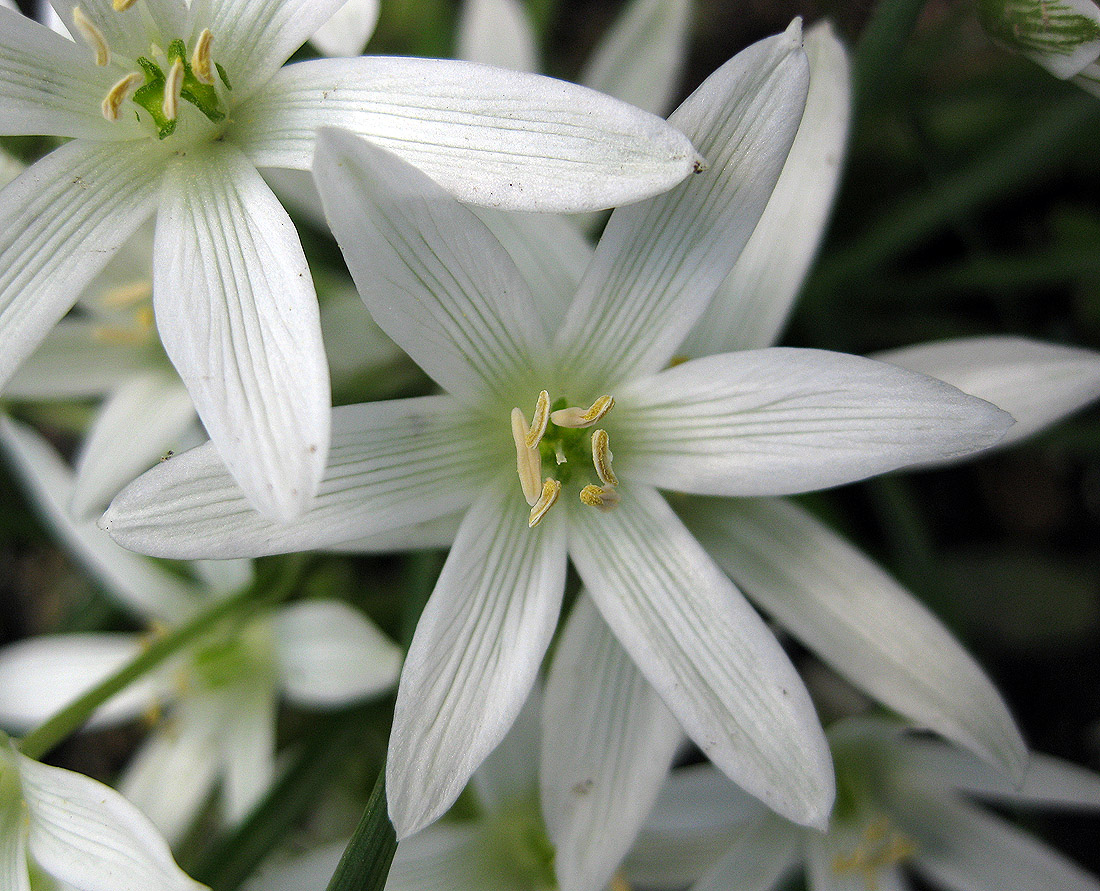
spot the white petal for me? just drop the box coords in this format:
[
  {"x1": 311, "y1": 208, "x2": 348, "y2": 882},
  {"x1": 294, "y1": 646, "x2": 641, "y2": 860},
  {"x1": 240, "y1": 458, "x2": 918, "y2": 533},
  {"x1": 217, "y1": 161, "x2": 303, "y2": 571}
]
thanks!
[
  {"x1": 313, "y1": 128, "x2": 547, "y2": 405},
  {"x1": 681, "y1": 20, "x2": 851, "y2": 355},
  {"x1": 384, "y1": 825, "x2": 501, "y2": 891},
  {"x1": 317, "y1": 281, "x2": 406, "y2": 394},
  {"x1": 553, "y1": 23, "x2": 808, "y2": 389},
  {"x1": 154, "y1": 145, "x2": 329, "y2": 523},
  {"x1": 204, "y1": 0, "x2": 347, "y2": 97},
  {"x1": 329, "y1": 511, "x2": 463, "y2": 554},
  {"x1": 580, "y1": 0, "x2": 691, "y2": 118},
  {"x1": 47, "y1": 0, "x2": 179, "y2": 59},
  {"x1": 273, "y1": 600, "x2": 401, "y2": 707},
  {"x1": 0, "y1": 769, "x2": 30, "y2": 891},
  {"x1": 455, "y1": 0, "x2": 538, "y2": 72},
  {"x1": 900, "y1": 792, "x2": 1100, "y2": 891},
  {"x1": 387, "y1": 478, "x2": 568, "y2": 838},
  {"x1": 309, "y1": 0, "x2": 379, "y2": 57},
  {"x1": 219, "y1": 681, "x2": 278, "y2": 826},
  {"x1": 0, "y1": 417, "x2": 205, "y2": 623},
  {"x1": 117, "y1": 710, "x2": 221, "y2": 845},
  {"x1": 615, "y1": 349, "x2": 1014, "y2": 497},
  {"x1": 687, "y1": 496, "x2": 1027, "y2": 781},
  {"x1": 806, "y1": 819, "x2": 910, "y2": 891},
  {"x1": 0, "y1": 7, "x2": 137, "y2": 139},
  {"x1": 71, "y1": 375, "x2": 196, "y2": 517},
  {"x1": 692, "y1": 814, "x2": 801, "y2": 891},
  {"x1": 874, "y1": 336, "x2": 1100, "y2": 449},
  {"x1": 0, "y1": 141, "x2": 162, "y2": 391},
  {"x1": 192, "y1": 558, "x2": 254, "y2": 594},
  {"x1": 0, "y1": 634, "x2": 155, "y2": 732},
  {"x1": 231, "y1": 56, "x2": 699, "y2": 212},
  {"x1": 102, "y1": 396, "x2": 490, "y2": 558},
  {"x1": 541, "y1": 595, "x2": 682, "y2": 891},
  {"x1": 569, "y1": 484, "x2": 834, "y2": 828},
  {"x1": 17, "y1": 751, "x2": 205, "y2": 891},
  {"x1": 240, "y1": 839, "x2": 345, "y2": 891},
  {"x1": 903, "y1": 740, "x2": 1100, "y2": 810}
]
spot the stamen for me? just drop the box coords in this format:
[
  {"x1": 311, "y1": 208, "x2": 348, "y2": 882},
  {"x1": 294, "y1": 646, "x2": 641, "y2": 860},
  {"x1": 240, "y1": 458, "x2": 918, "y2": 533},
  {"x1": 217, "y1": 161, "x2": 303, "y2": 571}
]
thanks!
[
  {"x1": 511, "y1": 408, "x2": 542, "y2": 506},
  {"x1": 591, "y1": 428, "x2": 617, "y2": 487},
  {"x1": 525, "y1": 390, "x2": 550, "y2": 449},
  {"x1": 551, "y1": 394, "x2": 615, "y2": 428},
  {"x1": 162, "y1": 57, "x2": 184, "y2": 121},
  {"x1": 101, "y1": 72, "x2": 143, "y2": 121},
  {"x1": 579, "y1": 484, "x2": 619, "y2": 510},
  {"x1": 191, "y1": 28, "x2": 215, "y2": 85},
  {"x1": 73, "y1": 7, "x2": 110, "y2": 66},
  {"x1": 113, "y1": 0, "x2": 139, "y2": 9},
  {"x1": 529, "y1": 479, "x2": 562, "y2": 528}
]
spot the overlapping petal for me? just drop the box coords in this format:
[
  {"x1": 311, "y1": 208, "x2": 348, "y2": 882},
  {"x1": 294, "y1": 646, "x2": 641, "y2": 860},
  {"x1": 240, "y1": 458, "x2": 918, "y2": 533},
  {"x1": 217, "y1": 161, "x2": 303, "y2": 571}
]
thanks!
[
  {"x1": 692, "y1": 814, "x2": 800, "y2": 891},
  {"x1": 102, "y1": 397, "x2": 491, "y2": 559},
  {"x1": 542, "y1": 595, "x2": 683, "y2": 891},
  {"x1": 568, "y1": 484, "x2": 834, "y2": 828},
  {"x1": 310, "y1": 0, "x2": 379, "y2": 58},
  {"x1": 554, "y1": 22, "x2": 808, "y2": 389},
  {"x1": 232, "y1": 56, "x2": 700, "y2": 211},
  {"x1": 387, "y1": 479, "x2": 568, "y2": 838},
  {"x1": 614, "y1": 349, "x2": 1013, "y2": 497},
  {"x1": 0, "y1": 140, "x2": 163, "y2": 390},
  {"x1": 153, "y1": 144, "x2": 330, "y2": 523}
]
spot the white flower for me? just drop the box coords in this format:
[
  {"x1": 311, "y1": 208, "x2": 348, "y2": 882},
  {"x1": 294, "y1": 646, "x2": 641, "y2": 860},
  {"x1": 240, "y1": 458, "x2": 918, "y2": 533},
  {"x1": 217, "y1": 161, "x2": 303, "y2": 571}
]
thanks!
[
  {"x1": 101, "y1": 22, "x2": 1015, "y2": 840},
  {"x1": 0, "y1": 0, "x2": 700, "y2": 523},
  {"x1": 0, "y1": 416, "x2": 402, "y2": 843},
  {"x1": 628, "y1": 718, "x2": 1100, "y2": 891},
  {"x1": 0, "y1": 734, "x2": 205, "y2": 891}
]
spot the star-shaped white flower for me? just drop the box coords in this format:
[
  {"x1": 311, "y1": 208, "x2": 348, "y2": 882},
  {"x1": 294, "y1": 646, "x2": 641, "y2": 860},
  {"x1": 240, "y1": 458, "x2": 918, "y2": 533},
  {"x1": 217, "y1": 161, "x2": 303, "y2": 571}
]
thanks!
[
  {"x1": 0, "y1": 734, "x2": 205, "y2": 891},
  {"x1": 0, "y1": 0, "x2": 699, "y2": 523},
  {"x1": 101, "y1": 22, "x2": 1014, "y2": 839}
]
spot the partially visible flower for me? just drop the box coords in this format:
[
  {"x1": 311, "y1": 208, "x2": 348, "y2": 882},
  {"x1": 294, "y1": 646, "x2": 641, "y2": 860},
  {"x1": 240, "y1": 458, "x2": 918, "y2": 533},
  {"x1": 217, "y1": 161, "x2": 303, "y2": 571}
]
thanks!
[
  {"x1": 0, "y1": 417, "x2": 402, "y2": 843},
  {"x1": 628, "y1": 718, "x2": 1100, "y2": 891},
  {"x1": 0, "y1": 733, "x2": 205, "y2": 891}
]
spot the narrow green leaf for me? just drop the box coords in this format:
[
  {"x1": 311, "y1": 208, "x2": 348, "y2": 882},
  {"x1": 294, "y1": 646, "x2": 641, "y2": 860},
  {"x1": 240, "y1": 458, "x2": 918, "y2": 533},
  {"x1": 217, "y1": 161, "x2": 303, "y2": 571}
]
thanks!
[{"x1": 324, "y1": 768, "x2": 398, "y2": 891}]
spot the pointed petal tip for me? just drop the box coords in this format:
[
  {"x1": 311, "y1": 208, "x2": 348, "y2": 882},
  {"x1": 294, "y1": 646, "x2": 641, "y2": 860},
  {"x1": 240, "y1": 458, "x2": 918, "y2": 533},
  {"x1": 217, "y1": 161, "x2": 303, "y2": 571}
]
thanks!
[{"x1": 784, "y1": 16, "x2": 804, "y2": 47}]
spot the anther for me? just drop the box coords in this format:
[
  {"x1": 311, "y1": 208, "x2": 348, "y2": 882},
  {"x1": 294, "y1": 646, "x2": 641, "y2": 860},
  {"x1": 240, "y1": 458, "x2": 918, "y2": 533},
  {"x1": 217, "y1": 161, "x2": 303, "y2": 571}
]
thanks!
[
  {"x1": 551, "y1": 394, "x2": 614, "y2": 428},
  {"x1": 191, "y1": 29, "x2": 215, "y2": 85},
  {"x1": 591, "y1": 428, "x2": 617, "y2": 487},
  {"x1": 525, "y1": 390, "x2": 550, "y2": 449},
  {"x1": 529, "y1": 479, "x2": 562, "y2": 528},
  {"x1": 113, "y1": 0, "x2": 139, "y2": 9},
  {"x1": 102, "y1": 72, "x2": 142, "y2": 121},
  {"x1": 163, "y1": 57, "x2": 184, "y2": 121},
  {"x1": 73, "y1": 7, "x2": 110, "y2": 66},
  {"x1": 579, "y1": 484, "x2": 619, "y2": 510},
  {"x1": 511, "y1": 408, "x2": 542, "y2": 506}
]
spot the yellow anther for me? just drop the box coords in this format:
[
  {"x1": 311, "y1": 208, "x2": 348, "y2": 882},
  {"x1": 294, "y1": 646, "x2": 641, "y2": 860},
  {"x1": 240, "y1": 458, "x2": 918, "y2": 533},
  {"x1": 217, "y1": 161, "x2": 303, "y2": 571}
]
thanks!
[
  {"x1": 528, "y1": 478, "x2": 562, "y2": 528},
  {"x1": 113, "y1": 0, "x2": 139, "y2": 9},
  {"x1": 163, "y1": 57, "x2": 184, "y2": 121},
  {"x1": 524, "y1": 390, "x2": 551, "y2": 449},
  {"x1": 101, "y1": 72, "x2": 143, "y2": 121},
  {"x1": 591, "y1": 428, "x2": 617, "y2": 487},
  {"x1": 550, "y1": 394, "x2": 615, "y2": 428},
  {"x1": 191, "y1": 28, "x2": 215, "y2": 85},
  {"x1": 73, "y1": 7, "x2": 110, "y2": 66},
  {"x1": 832, "y1": 815, "x2": 916, "y2": 891},
  {"x1": 135, "y1": 304, "x2": 155, "y2": 331},
  {"x1": 579, "y1": 484, "x2": 619, "y2": 510},
  {"x1": 609, "y1": 874, "x2": 631, "y2": 891},
  {"x1": 101, "y1": 279, "x2": 153, "y2": 308},
  {"x1": 511, "y1": 408, "x2": 542, "y2": 506}
]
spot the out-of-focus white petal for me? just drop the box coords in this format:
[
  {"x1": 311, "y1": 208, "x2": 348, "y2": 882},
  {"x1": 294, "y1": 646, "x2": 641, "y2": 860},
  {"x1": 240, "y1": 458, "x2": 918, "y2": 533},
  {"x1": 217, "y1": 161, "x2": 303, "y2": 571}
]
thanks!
[
  {"x1": 682, "y1": 20, "x2": 851, "y2": 355},
  {"x1": 687, "y1": 496, "x2": 1027, "y2": 781},
  {"x1": 274, "y1": 600, "x2": 401, "y2": 707},
  {"x1": 542, "y1": 596, "x2": 682, "y2": 891},
  {"x1": 455, "y1": 0, "x2": 538, "y2": 72},
  {"x1": 71, "y1": 375, "x2": 196, "y2": 517},
  {"x1": 875, "y1": 336, "x2": 1100, "y2": 449},
  {"x1": 580, "y1": 0, "x2": 691, "y2": 118},
  {"x1": 385, "y1": 824, "x2": 506, "y2": 891},
  {"x1": 692, "y1": 813, "x2": 801, "y2": 891},
  {"x1": 317, "y1": 284, "x2": 406, "y2": 394},
  {"x1": 387, "y1": 479, "x2": 568, "y2": 839},
  {"x1": 554, "y1": 22, "x2": 808, "y2": 390},
  {"x1": 470, "y1": 685, "x2": 540, "y2": 814},
  {"x1": 615, "y1": 349, "x2": 1014, "y2": 497},
  {"x1": 17, "y1": 749, "x2": 206, "y2": 891},
  {"x1": 154, "y1": 144, "x2": 330, "y2": 523},
  {"x1": 569, "y1": 484, "x2": 834, "y2": 828},
  {"x1": 219, "y1": 681, "x2": 277, "y2": 826},
  {"x1": 0, "y1": 417, "x2": 205, "y2": 624},
  {"x1": 0, "y1": 768, "x2": 30, "y2": 891},
  {"x1": 232, "y1": 56, "x2": 700, "y2": 212},
  {"x1": 0, "y1": 141, "x2": 162, "y2": 390},
  {"x1": 240, "y1": 839, "x2": 345, "y2": 891},
  {"x1": 806, "y1": 818, "x2": 910, "y2": 891},
  {"x1": 309, "y1": 0, "x2": 379, "y2": 57},
  {"x1": 313, "y1": 129, "x2": 548, "y2": 405},
  {"x1": 102, "y1": 397, "x2": 490, "y2": 559},
  {"x1": 192, "y1": 558, "x2": 254, "y2": 595},
  {"x1": 0, "y1": 634, "x2": 156, "y2": 732}
]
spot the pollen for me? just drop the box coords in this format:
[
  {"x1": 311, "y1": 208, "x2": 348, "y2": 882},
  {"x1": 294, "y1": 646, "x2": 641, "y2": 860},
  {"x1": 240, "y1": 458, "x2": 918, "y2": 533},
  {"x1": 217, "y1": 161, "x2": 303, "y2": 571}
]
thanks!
[
  {"x1": 579, "y1": 484, "x2": 619, "y2": 510},
  {"x1": 73, "y1": 7, "x2": 110, "y2": 66},
  {"x1": 162, "y1": 57, "x2": 184, "y2": 121},
  {"x1": 550, "y1": 394, "x2": 614, "y2": 428},
  {"x1": 191, "y1": 29, "x2": 215, "y2": 85},
  {"x1": 831, "y1": 816, "x2": 917, "y2": 891},
  {"x1": 529, "y1": 479, "x2": 562, "y2": 528},
  {"x1": 591, "y1": 428, "x2": 617, "y2": 486},
  {"x1": 525, "y1": 390, "x2": 551, "y2": 449},
  {"x1": 113, "y1": 0, "x2": 139, "y2": 9},
  {"x1": 102, "y1": 72, "x2": 143, "y2": 121}
]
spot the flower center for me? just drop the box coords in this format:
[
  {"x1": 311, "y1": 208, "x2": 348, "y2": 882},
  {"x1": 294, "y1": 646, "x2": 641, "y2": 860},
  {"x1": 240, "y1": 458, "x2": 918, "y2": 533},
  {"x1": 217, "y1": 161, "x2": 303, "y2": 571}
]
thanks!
[
  {"x1": 485, "y1": 799, "x2": 557, "y2": 890},
  {"x1": 831, "y1": 814, "x2": 917, "y2": 891},
  {"x1": 511, "y1": 391, "x2": 618, "y2": 528},
  {"x1": 72, "y1": 2, "x2": 231, "y2": 139},
  {"x1": 90, "y1": 279, "x2": 156, "y2": 345}
]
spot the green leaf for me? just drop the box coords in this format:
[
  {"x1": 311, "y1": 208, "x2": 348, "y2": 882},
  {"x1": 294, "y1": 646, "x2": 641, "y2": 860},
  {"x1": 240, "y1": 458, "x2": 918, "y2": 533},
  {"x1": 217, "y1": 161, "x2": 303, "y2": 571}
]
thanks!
[{"x1": 324, "y1": 768, "x2": 397, "y2": 891}]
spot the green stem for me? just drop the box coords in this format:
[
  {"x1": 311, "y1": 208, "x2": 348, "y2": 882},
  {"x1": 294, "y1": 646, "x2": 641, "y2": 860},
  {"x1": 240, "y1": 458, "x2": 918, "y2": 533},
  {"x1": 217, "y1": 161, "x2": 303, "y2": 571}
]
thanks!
[
  {"x1": 852, "y1": 0, "x2": 928, "y2": 112},
  {"x1": 324, "y1": 766, "x2": 398, "y2": 891},
  {"x1": 18, "y1": 557, "x2": 307, "y2": 761}
]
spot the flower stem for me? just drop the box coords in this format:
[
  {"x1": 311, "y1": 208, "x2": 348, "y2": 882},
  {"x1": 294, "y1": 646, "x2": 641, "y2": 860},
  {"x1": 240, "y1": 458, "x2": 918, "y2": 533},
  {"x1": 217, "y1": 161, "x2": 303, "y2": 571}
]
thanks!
[{"x1": 18, "y1": 555, "x2": 309, "y2": 761}]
